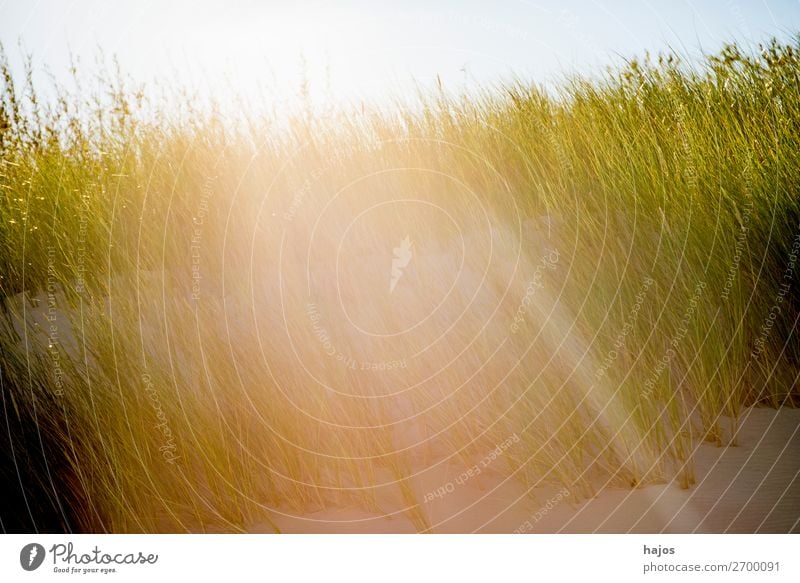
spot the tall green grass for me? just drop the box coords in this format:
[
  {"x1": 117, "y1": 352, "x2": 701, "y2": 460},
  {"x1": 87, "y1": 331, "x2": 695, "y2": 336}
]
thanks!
[{"x1": 1, "y1": 38, "x2": 799, "y2": 532}]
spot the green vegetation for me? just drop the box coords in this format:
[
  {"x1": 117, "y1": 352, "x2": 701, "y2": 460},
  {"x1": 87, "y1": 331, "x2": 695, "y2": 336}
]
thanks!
[{"x1": 1, "y1": 38, "x2": 799, "y2": 532}]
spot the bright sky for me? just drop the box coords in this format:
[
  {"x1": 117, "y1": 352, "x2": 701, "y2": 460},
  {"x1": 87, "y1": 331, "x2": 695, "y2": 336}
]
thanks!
[{"x1": 1, "y1": 0, "x2": 799, "y2": 111}]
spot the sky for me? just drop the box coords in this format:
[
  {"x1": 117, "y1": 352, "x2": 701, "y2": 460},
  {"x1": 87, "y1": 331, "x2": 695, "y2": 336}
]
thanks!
[{"x1": 1, "y1": 0, "x2": 799, "y2": 112}]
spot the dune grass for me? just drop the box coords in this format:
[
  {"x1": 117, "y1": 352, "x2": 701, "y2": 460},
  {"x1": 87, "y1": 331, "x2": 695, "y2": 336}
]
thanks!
[{"x1": 1, "y1": 38, "x2": 799, "y2": 533}]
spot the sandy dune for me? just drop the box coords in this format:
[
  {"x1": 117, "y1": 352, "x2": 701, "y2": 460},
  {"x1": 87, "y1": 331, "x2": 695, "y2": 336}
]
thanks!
[
  {"x1": 257, "y1": 406, "x2": 799, "y2": 533},
  {"x1": 6, "y1": 216, "x2": 798, "y2": 534}
]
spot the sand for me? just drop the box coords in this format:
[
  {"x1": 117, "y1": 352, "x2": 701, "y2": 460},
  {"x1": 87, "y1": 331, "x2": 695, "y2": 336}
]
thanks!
[
  {"x1": 255, "y1": 406, "x2": 799, "y2": 533},
  {"x1": 5, "y1": 220, "x2": 798, "y2": 534}
]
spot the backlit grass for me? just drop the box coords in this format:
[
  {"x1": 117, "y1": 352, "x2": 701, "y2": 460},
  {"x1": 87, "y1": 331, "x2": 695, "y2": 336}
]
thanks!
[{"x1": 1, "y1": 38, "x2": 799, "y2": 532}]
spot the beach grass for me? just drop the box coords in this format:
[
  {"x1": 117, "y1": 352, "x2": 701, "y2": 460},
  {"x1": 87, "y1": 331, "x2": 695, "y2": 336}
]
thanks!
[{"x1": 1, "y1": 38, "x2": 799, "y2": 532}]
